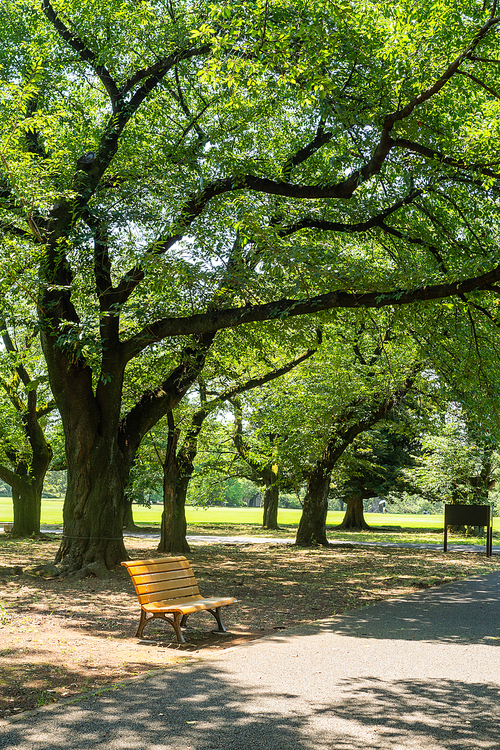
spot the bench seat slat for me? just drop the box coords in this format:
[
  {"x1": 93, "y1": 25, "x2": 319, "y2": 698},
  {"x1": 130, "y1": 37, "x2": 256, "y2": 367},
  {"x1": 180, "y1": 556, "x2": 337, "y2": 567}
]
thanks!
[
  {"x1": 124, "y1": 560, "x2": 191, "y2": 576},
  {"x1": 143, "y1": 596, "x2": 237, "y2": 615},
  {"x1": 122, "y1": 556, "x2": 188, "y2": 567},
  {"x1": 138, "y1": 585, "x2": 202, "y2": 604},
  {"x1": 134, "y1": 575, "x2": 199, "y2": 596},
  {"x1": 131, "y1": 569, "x2": 196, "y2": 586}
]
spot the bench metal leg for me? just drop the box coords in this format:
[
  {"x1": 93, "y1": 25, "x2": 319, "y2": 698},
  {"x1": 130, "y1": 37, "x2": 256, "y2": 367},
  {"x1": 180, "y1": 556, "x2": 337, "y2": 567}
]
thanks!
[
  {"x1": 136, "y1": 610, "x2": 186, "y2": 643},
  {"x1": 135, "y1": 609, "x2": 150, "y2": 638},
  {"x1": 207, "y1": 607, "x2": 227, "y2": 632},
  {"x1": 170, "y1": 612, "x2": 185, "y2": 643}
]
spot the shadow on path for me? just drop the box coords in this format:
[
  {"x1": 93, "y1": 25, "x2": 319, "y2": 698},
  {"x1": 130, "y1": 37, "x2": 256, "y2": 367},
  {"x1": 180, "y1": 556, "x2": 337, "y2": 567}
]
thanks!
[
  {"x1": 0, "y1": 661, "x2": 312, "y2": 750},
  {"x1": 293, "y1": 572, "x2": 500, "y2": 647},
  {"x1": 313, "y1": 676, "x2": 500, "y2": 750}
]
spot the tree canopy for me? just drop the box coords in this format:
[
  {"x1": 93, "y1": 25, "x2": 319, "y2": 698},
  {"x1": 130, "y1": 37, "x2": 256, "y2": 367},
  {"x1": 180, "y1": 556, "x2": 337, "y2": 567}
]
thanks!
[{"x1": 2, "y1": 0, "x2": 500, "y2": 568}]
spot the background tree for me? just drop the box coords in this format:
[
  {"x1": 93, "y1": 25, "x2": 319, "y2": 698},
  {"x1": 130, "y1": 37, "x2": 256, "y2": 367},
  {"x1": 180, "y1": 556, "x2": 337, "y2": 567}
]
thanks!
[
  {"x1": 331, "y1": 418, "x2": 421, "y2": 517},
  {"x1": 0, "y1": 320, "x2": 56, "y2": 536},
  {"x1": 232, "y1": 397, "x2": 283, "y2": 530},
  {"x1": 402, "y1": 418, "x2": 499, "y2": 512},
  {"x1": 159, "y1": 334, "x2": 317, "y2": 551}
]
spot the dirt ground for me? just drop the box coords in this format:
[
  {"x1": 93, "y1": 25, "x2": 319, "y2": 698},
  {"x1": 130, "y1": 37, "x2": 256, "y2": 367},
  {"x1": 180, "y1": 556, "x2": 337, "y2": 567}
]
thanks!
[{"x1": 1, "y1": 532, "x2": 499, "y2": 719}]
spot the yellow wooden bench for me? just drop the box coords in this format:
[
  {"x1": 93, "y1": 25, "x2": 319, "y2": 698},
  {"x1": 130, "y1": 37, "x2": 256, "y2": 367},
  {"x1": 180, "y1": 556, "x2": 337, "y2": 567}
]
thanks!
[{"x1": 121, "y1": 556, "x2": 236, "y2": 643}]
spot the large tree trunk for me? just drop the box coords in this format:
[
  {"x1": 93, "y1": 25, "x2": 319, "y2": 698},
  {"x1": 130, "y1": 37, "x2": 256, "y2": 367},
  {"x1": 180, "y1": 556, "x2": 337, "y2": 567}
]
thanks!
[
  {"x1": 336, "y1": 493, "x2": 371, "y2": 531},
  {"x1": 54, "y1": 433, "x2": 129, "y2": 572},
  {"x1": 262, "y1": 465, "x2": 279, "y2": 530},
  {"x1": 295, "y1": 469, "x2": 331, "y2": 546}
]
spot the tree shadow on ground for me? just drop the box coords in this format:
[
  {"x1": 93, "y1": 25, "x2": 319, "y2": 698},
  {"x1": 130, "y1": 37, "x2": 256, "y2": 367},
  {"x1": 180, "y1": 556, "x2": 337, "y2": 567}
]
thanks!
[
  {"x1": 314, "y1": 676, "x2": 500, "y2": 750},
  {"x1": 0, "y1": 661, "x2": 313, "y2": 750},
  {"x1": 302, "y1": 570, "x2": 500, "y2": 646},
  {"x1": 2, "y1": 661, "x2": 500, "y2": 750}
]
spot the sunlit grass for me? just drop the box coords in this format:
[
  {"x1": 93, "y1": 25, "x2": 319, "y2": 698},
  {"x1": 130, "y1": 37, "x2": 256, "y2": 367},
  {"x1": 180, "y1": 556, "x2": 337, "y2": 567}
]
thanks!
[{"x1": 0, "y1": 499, "x2": 443, "y2": 527}]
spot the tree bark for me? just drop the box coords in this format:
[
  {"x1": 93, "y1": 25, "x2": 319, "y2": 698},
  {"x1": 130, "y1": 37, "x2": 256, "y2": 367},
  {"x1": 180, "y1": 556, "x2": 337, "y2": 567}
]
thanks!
[
  {"x1": 122, "y1": 500, "x2": 140, "y2": 531},
  {"x1": 54, "y1": 434, "x2": 129, "y2": 571},
  {"x1": 11, "y1": 482, "x2": 42, "y2": 537},
  {"x1": 295, "y1": 468, "x2": 331, "y2": 546},
  {"x1": 159, "y1": 479, "x2": 191, "y2": 554},
  {"x1": 336, "y1": 493, "x2": 372, "y2": 531},
  {"x1": 158, "y1": 424, "x2": 192, "y2": 554},
  {"x1": 262, "y1": 465, "x2": 279, "y2": 530}
]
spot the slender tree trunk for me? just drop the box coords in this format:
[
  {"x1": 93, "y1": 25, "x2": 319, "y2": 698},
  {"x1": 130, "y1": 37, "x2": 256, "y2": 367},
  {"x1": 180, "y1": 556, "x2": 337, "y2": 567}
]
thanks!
[
  {"x1": 158, "y1": 452, "x2": 191, "y2": 554},
  {"x1": 295, "y1": 468, "x2": 331, "y2": 546},
  {"x1": 336, "y1": 493, "x2": 371, "y2": 530},
  {"x1": 262, "y1": 465, "x2": 279, "y2": 530},
  {"x1": 11, "y1": 482, "x2": 42, "y2": 537},
  {"x1": 159, "y1": 479, "x2": 191, "y2": 554},
  {"x1": 5, "y1": 443, "x2": 52, "y2": 538},
  {"x1": 157, "y1": 412, "x2": 199, "y2": 554},
  {"x1": 122, "y1": 500, "x2": 140, "y2": 531}
]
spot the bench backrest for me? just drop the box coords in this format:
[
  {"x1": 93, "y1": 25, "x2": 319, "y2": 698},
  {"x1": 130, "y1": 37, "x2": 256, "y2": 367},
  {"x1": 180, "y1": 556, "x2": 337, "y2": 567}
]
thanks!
[{"x1": 121, "y1": 556, "x2": 202, "y2": 606}]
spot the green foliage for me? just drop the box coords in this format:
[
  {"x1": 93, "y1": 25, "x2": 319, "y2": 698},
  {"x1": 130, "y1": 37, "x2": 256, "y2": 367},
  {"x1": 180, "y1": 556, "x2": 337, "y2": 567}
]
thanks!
[
  {"x1": 41, "y1": 470, "x2": 66, "y2": 498},
  {"x1": 234, "y1": 312, "x2": 424, "y2": 487},
  {"x1": 402, "y1": 415, "x2": 499, "y2": 508},
  {"x1": 187, "y1": 474, "x2": 259, "y2": 507}
]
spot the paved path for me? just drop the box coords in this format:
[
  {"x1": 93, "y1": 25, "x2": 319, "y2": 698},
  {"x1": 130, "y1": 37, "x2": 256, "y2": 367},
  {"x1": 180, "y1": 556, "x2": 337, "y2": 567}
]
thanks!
[
  {"x1": 186, "y1": 534, "x2": 499, "y2": 554},
  {"x1": 4, "y1": 524, "x2": 497, "y2": 554},
  {"x1": 150, "y1": 532, "x2": 499, "y2": 554},
  {"x1": 2, "y1": 571, "x2": 500, "y2": 749}
]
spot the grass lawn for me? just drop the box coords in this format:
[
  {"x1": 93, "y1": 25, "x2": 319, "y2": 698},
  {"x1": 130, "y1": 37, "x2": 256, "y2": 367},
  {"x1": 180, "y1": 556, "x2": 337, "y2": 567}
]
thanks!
[
  {"x1": 1, "y1": 498, "x2": 445, "y2": 527},
  {"x1": 1, "y1": 498, "x2": 498, "y2": 548}
]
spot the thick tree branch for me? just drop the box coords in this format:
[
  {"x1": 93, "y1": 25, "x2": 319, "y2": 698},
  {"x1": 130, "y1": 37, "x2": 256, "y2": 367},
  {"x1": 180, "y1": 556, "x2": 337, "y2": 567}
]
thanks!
[
  {"x1": 394, "y1": 138, "x2": 500, "y2": 178},
  {"x1": 278, "y1": 190, "x2": 421, "y2": 237},
  {"x1": 122, "y1": 264, "x2": 500, "y2": 357}
]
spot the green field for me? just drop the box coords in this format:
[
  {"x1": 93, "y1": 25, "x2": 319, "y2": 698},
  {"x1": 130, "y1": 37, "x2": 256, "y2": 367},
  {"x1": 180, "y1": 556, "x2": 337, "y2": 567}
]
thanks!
[
  {"x1": 0, "y1": 497, "x2": 445, "y2": 528},
  {"x1": 1, "y1": 498, "x2": 499, "y2": 549}
]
